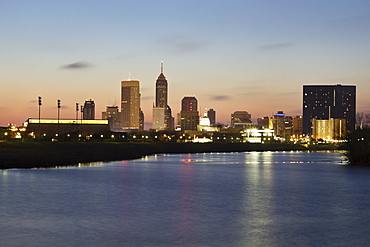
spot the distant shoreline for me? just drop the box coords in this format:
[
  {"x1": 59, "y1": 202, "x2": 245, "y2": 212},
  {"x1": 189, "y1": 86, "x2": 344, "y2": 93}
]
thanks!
[{"x1": 0, "y1": 142, "x2": 341, "y2": 169}]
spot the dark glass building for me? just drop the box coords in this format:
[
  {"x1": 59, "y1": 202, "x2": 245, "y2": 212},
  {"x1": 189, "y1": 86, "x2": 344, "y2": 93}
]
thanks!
[
  {"x1": 207, "y1": 109, "x2": 216, "y2": 125},
  {"x1": 181, "y1": 96, "x2": 198, "y2": 112},
  {"x1": 83, "y1": 99, "x2": 95, "y2": 120},
  {"x1": 303, "y1": 84, "x2": 356, "y2": 135},
  {"x1": 180, "y1": 96, "x2": 199, "y2": 131}
]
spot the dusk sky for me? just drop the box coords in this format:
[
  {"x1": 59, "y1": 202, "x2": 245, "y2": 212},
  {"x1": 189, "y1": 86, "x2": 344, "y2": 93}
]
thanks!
[{"x1": 1, "y1": 0, "x2": 369, "y2": 127}]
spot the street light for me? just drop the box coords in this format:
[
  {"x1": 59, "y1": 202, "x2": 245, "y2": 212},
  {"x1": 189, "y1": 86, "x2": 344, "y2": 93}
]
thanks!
[
  {"x1": 80, "y1": 105, "x2": 84, "y2": 140},
  {"x1": 76, "y1": 103, "x2": 79, "y2": 121},
  {"x1": 38, "y1": 96, "x2": 42, "y2": 139},
  {"x1": 57, "y1": 99, "x2": 61, "y2": 140}
]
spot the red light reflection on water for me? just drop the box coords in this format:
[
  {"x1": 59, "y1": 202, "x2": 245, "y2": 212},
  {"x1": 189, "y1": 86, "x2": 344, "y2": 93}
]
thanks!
[
  {"x1": 182, "y1": 159, "x2": 196, "y2": 162},
  {"x1": 177, "y1": 157, "x2": 196, "y2": 237}
]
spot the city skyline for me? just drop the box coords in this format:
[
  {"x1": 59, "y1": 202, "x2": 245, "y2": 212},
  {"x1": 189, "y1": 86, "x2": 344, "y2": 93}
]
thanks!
[{"x1": 1, "y1": 1, "x2": 370, "y2": 126}]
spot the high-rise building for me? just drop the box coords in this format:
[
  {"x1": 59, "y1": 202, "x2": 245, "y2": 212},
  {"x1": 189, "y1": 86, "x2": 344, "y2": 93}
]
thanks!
[
  {"x1": 303, "y1": 84, "x2": 356, "y2": 135},
  {"x1": 207, "y1": 109, "x2": 216, "y2": 125},
  {"x1": 121, "y1": 79, "x2": 140, "y2": 130},
  {"x1": 83, "y1": 99, "x2": 95, "y2": 120},
  {"x1": 152, "y1": 62, "x2": 174, "y2": 130},
  {"x1": 231, "y1": 111, "x2": 252, "y2": 129},
  {"x1": 292, "y1": 115, "x2": 303, "y2": 138},
  {"x1": 269, "y1": 111, "x2": 293, "y2": 140},
  {"x1": 156, "y1": 62, "x2": 167, "y2": 108},
  {"x1": 180, "y1": 96, "x2": 199, "y2": 131},
  {"x1": 102, "y1": 106, "x2": 120, "y2": 130},
  {"x1": 102, "y1": 106, "x2": 119, "y2": 120},
  {"x1": 182, "y1": 96, "x2": 198, "y2": 111}
]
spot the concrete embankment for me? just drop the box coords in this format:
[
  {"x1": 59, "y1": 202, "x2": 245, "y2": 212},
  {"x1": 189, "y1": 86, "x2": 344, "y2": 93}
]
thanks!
[{"x1": 0, "y1": 142, "x2": 309, "y2": 169}]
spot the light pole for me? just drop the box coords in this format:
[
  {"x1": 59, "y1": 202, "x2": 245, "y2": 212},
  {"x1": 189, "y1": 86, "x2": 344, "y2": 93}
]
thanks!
[
  {"x1": 38, "y1": 96, "x2": 42, "y2": 139},
  {"x1": 80, "y1": 105, "x2": 84, "y2": 140},
  {"x1": 57, "y1": 99, "x2": 61, "y2": 140},
  {"x1": 76, "y1": 103, "x2": 79, "y2": 121}
]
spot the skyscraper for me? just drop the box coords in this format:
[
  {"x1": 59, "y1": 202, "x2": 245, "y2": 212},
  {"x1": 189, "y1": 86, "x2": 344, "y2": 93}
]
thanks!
[
  {"x1": 121, "y1": 79, "x2": 140, "y2": 130},
  {"x1": 156, "y1": 62, "x2": 167, "y2": 108},
  {"x1": 181, "y1": 96, "x2": 198, "y2": 111},
  {"x1": 303, "y1": 84, "x2": 356, "y2": 135},
  {"x1": 207, "y1": 109, "x2": 216, "y2": 125},
  {"x1": 180, "y1": 96, "x2": 199, "y2": 131},
  {"x1": 83, "y1": 99, "x2": 95, "y2": 120},
  {"x1": 152, "y1": 62, "x2": 174, "y2": 130}
]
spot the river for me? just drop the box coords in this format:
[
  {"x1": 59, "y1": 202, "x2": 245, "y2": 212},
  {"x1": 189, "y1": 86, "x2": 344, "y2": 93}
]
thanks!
[{"x1": 1, "y1": 151, "x2": 370, "y2": 247}]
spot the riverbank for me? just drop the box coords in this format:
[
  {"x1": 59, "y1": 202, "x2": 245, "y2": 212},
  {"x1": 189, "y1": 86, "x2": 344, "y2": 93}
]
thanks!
[
  {"x1": 0, "y1": 142, "x2": 317, "y2": 169},
  {"x1": 344, "y1": 128, "x2": 370, "y2": 166}
]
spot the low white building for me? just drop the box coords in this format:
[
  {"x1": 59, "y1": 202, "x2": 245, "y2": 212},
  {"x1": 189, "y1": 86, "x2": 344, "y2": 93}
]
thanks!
[{"x1": 241, "y1": 128, "x2": 274, "y2": 143}]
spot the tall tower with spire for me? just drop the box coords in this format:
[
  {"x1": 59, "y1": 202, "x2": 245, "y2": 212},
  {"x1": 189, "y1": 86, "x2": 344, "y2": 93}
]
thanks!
[
  {"x1": 155, "y1": 61, "x2": 167, "y2": 108},
  {"x1": 152, "y1": 62, "x2": 174, "y2": 130}
]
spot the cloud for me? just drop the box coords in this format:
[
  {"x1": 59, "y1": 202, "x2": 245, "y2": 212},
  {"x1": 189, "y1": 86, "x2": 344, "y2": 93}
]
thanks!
[
  {"x1": 174, "y1": 41, "x2": 210, "y2": 53},
  {"x1": 258, "y1": 43, "x2": 294, "y2": 50},
  {"x1": 159, "y1": 36, "x2": 210, "y2": 53},
  {"x1": 209, "y1": 95, "x2": 232, "y2": 101},
  {"x1": 235, "y1": 86, "x2": 265, "y2": 96},
  {"x1": 111, "y1": 53, "x2": 138, "y2": 60},
  {"x1": 61, "y1": 61, "x2": 93, "y2": 70}
]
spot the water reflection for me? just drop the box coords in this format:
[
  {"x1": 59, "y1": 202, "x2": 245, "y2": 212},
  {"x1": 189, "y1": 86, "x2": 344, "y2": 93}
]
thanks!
[
  {"x1": 1, "y1": 151, "x2": 369, "y2": 247},
  {"x1": 240, "y1": 152, "x2": 274, "y2": 246},
  {"x1": 176, "y1": 157, "x2": 195, "y2": 243}
]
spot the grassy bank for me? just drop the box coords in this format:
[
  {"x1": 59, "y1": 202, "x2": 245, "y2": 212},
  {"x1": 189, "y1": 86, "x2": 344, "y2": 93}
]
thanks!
[
  {"x1": 344, "y1": 129, "x2": 370, "y2": 165},
  {"x1": 0, "y1": 142, "x2": 308, "y2": 169}
]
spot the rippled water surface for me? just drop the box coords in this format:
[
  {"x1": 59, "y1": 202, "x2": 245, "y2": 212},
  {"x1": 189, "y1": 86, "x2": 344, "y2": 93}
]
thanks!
[{"x1": 1, "y1": 151, "x2": 370, "y2": 247}]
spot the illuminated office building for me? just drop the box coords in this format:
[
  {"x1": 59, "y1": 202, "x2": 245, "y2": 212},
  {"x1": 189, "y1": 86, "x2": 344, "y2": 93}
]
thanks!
[
  {"x1": 121, "y1": 79, "x2": 140, "y2": 130},
  {"x1": 303, "y1": 84, "x2": 356, "y2": 135},
  {"x1": 312, "y1": 118, "x2": 346, "y2": 141}
]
